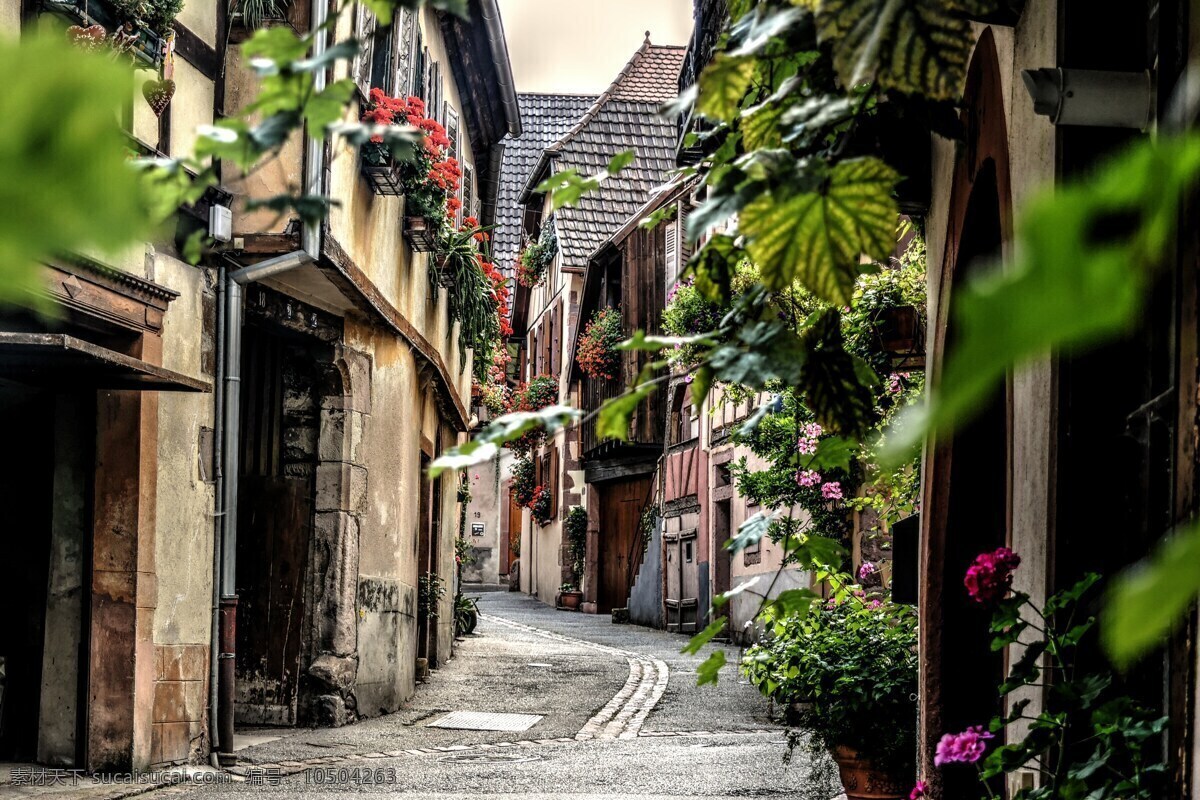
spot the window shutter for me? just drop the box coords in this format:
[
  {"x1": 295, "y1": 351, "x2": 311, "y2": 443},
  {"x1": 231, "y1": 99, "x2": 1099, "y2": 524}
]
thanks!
[
  {"x1": 393, "y1": 8, "x2": 417, "y2": 96},
  {"x1": 353, "y1": 4, "x2": 376, "y2": 97},
  {"x1": 551, "y1": 303, "x2": 561, "y2": 378},
  {"x1": 678, "y1": 203, "x2": 693, "y2": 262},
  {"x1": 548, "y1": 446, "x2": 559, "y2": 517},
  {"x1": 462, "y1": 163, "x2": 473, "y2": 227},
  {"x1": 664, "y1": 220, "x2": 679, "y2": 294}
]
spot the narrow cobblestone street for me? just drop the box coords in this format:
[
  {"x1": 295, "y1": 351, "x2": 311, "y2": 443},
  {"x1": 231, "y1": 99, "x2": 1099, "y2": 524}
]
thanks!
[{"x1": 147, "y1": 593, "x2": 837, "y2": 800}]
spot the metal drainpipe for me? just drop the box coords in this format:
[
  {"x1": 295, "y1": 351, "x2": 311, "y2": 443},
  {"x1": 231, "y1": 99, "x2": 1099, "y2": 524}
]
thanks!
[
  {"x1": 208, "y1": 263, "x2": 225, "y2": 767},
  {"x1": 214, "y1": 0, "x2": 326, "y2": 758}
]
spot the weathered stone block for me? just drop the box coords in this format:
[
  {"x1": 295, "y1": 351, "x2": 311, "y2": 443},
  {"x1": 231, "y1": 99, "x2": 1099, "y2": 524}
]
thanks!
[{"x1": 308, "y1": 653, "x2": 359, "y2": 695}]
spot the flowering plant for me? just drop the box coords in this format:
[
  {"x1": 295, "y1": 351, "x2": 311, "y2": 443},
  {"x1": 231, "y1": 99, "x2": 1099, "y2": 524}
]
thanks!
[
  {"x1": 511, "y1": 456, "x2": 536, "y2": 508},
  {"x1": 360, "y1": 90, "x2": 459, "y2": 219},
  {"x1": 576, "y1": 306, "x2": 623, "y2": 380},
  {"x1": 928, "y1": 549, "x2": 1166, "y2": 799},
  {"x1": 564, "y1": 505, "x2": 588, "y2": 587},
  {"x1": 528, "y1": 485, "x2": 552, "y2": 525},
  {"x1": 662, "y1": 277, "x2": 722, "y2": 367},
  {"x1": 506, "y1": 375, "x2": 559, "y2": 455},
  {"x1": 742, "y1": 590, "x2": 917, "y2": 774},
  {"x1": 517, "y1": 218, "x2": 557, "y2": 288}
]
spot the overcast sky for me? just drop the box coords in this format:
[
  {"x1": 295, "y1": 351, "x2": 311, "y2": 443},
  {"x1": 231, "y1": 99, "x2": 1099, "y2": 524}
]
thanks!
[{"x1": 496, "y1": 0, "x2": 694, "y2": 94}]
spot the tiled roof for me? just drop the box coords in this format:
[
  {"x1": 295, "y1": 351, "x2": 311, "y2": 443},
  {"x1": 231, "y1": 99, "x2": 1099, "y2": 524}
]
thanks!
[
  {"x1": 535, "y1": 39, "x2": 687, "y2": 269},
  {"x1": 493, "y1": 93, "x2": 596, "y2": 279}
]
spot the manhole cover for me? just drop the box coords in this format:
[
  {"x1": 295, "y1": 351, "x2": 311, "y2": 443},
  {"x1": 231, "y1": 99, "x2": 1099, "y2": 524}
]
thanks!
[
  {"x1": 438, "y1": 752, "x2": 543, "y2": 765},
  {"x1": 427, "y1": 711, "x2": 543, "y2": 732}
]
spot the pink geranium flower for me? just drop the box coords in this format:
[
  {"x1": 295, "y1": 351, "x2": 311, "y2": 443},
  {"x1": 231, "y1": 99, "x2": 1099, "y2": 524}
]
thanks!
[
  {"x1": 821, "y1": 481, "x2": 843, "y2": 500},
  {"x1": 934, "y1": 726, "x2": 993, "y2": 766},
  {"x1": 796, "y1": 469, "x2": 822, "y2": 487},
  {"x1": 909, "y1": 781, "x2": 928, "y2": 800},
  {"x1": 964, "y1": 547, "x2": 1021, "y2": 605},
  {"x1": 858, "y1": 561, "x2": 878, "y2": 582}
]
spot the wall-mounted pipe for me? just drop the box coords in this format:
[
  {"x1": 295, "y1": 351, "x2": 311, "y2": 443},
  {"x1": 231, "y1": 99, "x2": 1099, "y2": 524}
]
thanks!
[{"x1": 212, "y1": 0, "x2": 326, "y2": 760}]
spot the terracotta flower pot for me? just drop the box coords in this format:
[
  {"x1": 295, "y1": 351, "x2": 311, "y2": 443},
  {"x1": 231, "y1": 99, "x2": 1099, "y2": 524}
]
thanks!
[
  {"x1": 403, "y1": 215, "x2": 438, "y2": 252},
  {"x1": 832, "y1": 746, "x2": 906, "y2": 800},
  {"x1": 560, "y1": 591, "x2": 582, "y2": 610}
]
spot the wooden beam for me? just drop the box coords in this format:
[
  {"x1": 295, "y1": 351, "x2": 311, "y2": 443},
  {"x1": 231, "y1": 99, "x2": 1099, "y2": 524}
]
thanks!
[{"x1": 173, "y1": 24, "x2": 219, "y2": 80}]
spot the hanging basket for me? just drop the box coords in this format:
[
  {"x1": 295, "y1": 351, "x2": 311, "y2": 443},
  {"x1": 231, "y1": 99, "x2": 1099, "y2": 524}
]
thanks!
[{"x1": 404, "y1": 216, "x2": 439, "y2": 253}]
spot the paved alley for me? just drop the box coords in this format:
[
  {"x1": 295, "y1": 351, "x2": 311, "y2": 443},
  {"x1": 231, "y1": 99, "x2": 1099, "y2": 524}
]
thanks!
[{"x1": 152, "y1": 593, "x2": 840, "y2": 800}]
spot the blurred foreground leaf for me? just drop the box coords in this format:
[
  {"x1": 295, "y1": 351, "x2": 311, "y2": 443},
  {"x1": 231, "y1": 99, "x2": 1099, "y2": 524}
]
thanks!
[
  {"x1": 1104, "y1": 521, "x2": 1200, "y2": 667},
  {"x1": 0, "y1": 35, "x2": 151, "y2": 305}
]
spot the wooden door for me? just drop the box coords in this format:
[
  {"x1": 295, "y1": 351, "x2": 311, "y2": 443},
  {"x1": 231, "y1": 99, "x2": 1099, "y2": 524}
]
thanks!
[
  {"x1": 235, "y1": 477, "x2": 311, "y2": 725},
  {"x1": 504, "y1": 488, "x2": 522, "y2": 576},
  {"x1": 664, "y1": 528, "x2": 699, "y2": 633},
  {"x1": 597, "y1": 476, "x2": 651, "y2": 613}
]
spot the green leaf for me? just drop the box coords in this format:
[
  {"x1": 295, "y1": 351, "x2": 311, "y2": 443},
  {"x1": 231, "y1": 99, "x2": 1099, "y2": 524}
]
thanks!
[
  {"x1": 761, "y1": 588, "x2": 819, "y2": 620},
  {"x1": 429, "y1": 406, "x2": 582, "y2": 476},
  {"x1": 727, "y1": 511, "x2": 772, "y2": 554},
  {"x1": 809, "y1": 435, "x2": 857, "y2": 472},
  {"x1": 691, "y1": 366, "x2": 715, "y2": 409},
  {"x1": 715, "y1": 576, "x2": 762, "y2": 607},
  {"x1": 783, "y1": 534, "x2": 845, "y2": 569},
  {"x1": 304, "y1": 78, "x2": 357, "y2": 130},
  {"x1": 607, "y1": 149, "x2": 637, "y2": 174},
  {"x1": 696, "y1": 649, "x2": 727, "y2": 685},
  {"x1": 596, "y1": 383, "x2": 657, "y2": 442},
  {"x1": 619, "y1": 330, "x2": 713, "y2": 352},
  {"x1": 1104, "y1": 520, "x2": 1200, "y2": 667},
  {"x1": 0, "y1": 35, "x2": 152, "y2": 306},
  {"x1": 696, "y1": 54, "x2": 756, "y2": 122},
  {"x1": 815, "y1": 0, "x2": 977, "y2": 99},
  {"x1": 682, "y1": 617, "x2": 729, "y2": 654},
  {"x1": 740, "y1": 157, "x2": 898, "y2": 305}
]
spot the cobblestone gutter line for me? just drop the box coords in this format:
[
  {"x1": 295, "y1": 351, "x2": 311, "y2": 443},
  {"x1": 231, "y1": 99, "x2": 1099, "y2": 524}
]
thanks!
[{"x1": 476, "y1": 614, "x2": 670, "y2": 741}]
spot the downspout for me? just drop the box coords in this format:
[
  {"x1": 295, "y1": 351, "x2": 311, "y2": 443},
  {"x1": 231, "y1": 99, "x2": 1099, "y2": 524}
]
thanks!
[{"x1": 212, "y1": 0, "x2": 326, "y2": 763}]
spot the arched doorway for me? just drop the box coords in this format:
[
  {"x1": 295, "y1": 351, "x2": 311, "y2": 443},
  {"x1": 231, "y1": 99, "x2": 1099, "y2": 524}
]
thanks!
[{"x1": 918, "y1": 30, "x2": 1013, "y2": 797}]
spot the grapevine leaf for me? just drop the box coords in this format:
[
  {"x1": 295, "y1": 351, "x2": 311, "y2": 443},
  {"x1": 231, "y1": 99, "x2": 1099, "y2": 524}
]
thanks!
[
  {"x1": 740, "y1": 157, "x2": 898, "y2": 305},
  {"x1": 815, "y1": 0, "x2": 977, "y2": 100},
  {"x1": 727, "y1": 511, "x2": 772, "y2": 553},
  {"x1": 429, "y1": 406, "x2": 582, "y2": 476},
  {"x1": 696, "y1": 54, "x2": 756, "y2": 122}
]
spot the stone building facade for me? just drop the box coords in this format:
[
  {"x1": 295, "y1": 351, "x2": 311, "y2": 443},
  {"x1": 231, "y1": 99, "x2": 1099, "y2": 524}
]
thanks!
[{"x1": 0, "y1": 0, "x2": 518, "y2": 773}]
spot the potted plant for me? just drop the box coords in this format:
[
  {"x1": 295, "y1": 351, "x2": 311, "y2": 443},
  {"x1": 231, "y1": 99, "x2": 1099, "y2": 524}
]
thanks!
[
  {"x1": 559, "y1": 582, "x2": 582, "y2": 610},
  {"x1": 229, "y1": 0, "x2": 290, "y2": 38},
  {"x1": 743, "y1": 594, "x2": 917, "y2": 799},
  {"x1": 576, "y1": 306, "x2": 623, "y2": 380}
]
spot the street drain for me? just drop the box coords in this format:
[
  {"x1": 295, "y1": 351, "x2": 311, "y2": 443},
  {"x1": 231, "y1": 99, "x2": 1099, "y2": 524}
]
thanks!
[
  {"x1": 438, "y1": 752, "x2": 544, "y2": 765},
  {"x1": 428, "y1": 711, "x2": 543, "y2": 732}
]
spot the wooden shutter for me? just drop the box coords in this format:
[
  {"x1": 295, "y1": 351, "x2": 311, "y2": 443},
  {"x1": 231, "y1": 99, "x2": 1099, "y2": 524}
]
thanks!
[
  {"x1": 551, "y1": 303, "x2": 561, "y2": 378},
  {"x1": 353, "y1": 4, "x2": 376, "y2": 97},
  {"x1": 393, "y1": 8, "x2": 418, "y2": 96},
  {"x1": 462, "y1": 163, "x2": 474, "y2": 227},
  {"x1": 548, "y1": 446, "x2": 559, "y2": 517},
  {"x1": 664, "y1": 219, "x2": 679, "y2": 294},
  {"x1": 678, "y1": 203, "x2": 693, "y2": 262}
]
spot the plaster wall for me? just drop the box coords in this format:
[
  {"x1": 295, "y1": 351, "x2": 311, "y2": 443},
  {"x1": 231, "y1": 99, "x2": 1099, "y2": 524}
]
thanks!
[
  {"x1": 462, "y1": 451, "x2": 513, "y2": 585},
  {"x1": 150, "y1": 255, "x2": 216, "y2": 765},
  {"x1": 344, "y1": 317, "x2": 419, "y2": 715}
]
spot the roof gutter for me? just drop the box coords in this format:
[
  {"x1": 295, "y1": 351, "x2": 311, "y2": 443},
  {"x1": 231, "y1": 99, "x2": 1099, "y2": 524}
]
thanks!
[{"x1": 478, "y1": 0, "x2": 522, "y2": 137}]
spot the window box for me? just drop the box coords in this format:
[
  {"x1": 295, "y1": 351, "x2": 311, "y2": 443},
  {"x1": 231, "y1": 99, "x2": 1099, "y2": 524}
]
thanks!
[
  {"x1": 403, "y1": 215, "x2": 438, "y2": 253},
  {"x1": 360, "y1": 157, "x2": 404, "y2": 197},
  {"x1": 43, "y1": 0, "x2": 165, "y2": 67}
]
